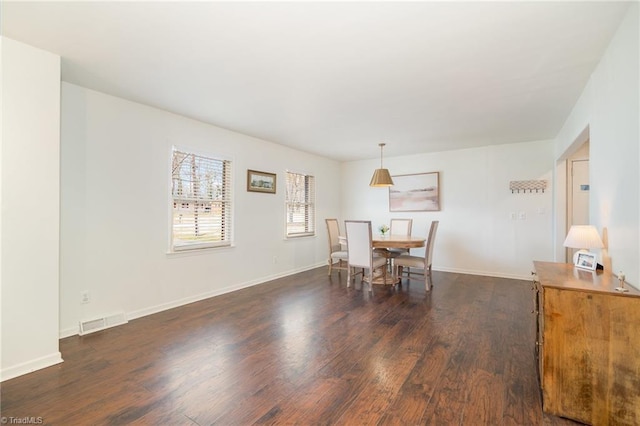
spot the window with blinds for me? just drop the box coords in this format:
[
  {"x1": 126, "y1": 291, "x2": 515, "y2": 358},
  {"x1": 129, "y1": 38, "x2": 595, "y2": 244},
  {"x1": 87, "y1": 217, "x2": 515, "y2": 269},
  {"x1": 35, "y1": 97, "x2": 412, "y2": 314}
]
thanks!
[
  {"x1": 285, "y1": 171, "x2": 315, "y2": 238},
  {"x1": 171, "y1": 148, "x2": 232, "y2": 251}
]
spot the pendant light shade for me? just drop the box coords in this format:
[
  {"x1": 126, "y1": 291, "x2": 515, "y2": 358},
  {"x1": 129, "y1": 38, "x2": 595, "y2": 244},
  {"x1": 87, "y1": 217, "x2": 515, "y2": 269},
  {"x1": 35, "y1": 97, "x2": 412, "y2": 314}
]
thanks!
[{"x1": 370, "y1": 143, "x2": 394, "y2": 187}]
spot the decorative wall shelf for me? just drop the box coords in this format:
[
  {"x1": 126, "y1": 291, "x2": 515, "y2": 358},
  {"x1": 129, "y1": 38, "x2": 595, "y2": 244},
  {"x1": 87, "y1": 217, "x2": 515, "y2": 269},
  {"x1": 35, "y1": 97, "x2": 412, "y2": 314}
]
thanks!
[{"x1": 510, "y1": 180, "x2": 547, "y2": 193}]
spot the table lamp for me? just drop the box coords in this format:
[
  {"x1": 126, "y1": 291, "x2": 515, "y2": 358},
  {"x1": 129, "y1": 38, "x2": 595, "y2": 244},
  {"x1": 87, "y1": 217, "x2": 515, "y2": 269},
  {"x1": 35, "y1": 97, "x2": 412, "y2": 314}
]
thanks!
[{"x1": 563, "y1": 225, "x2": 604, "y2": 264}]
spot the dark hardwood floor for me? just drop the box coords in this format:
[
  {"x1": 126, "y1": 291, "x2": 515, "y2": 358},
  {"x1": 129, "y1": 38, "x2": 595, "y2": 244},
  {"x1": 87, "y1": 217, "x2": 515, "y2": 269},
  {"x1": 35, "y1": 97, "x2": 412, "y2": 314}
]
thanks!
[{"x1": 1, "y1": 268, "x2": 581, "y2": 425}]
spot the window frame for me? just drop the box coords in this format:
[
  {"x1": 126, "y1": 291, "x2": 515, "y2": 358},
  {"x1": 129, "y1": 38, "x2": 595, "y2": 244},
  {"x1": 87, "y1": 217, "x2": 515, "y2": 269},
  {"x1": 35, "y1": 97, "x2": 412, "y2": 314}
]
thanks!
[
  {"x1": 284, "y1": 170, "x2": 316, "y2": 239},
  {"x1": 169, "y1": 146, "x2": 233, "y2": 252}
]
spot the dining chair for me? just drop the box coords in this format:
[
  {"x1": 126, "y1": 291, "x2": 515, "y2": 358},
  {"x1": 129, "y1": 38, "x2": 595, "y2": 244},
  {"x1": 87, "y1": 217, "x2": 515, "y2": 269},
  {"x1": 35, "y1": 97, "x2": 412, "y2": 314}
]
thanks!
[
  {"x1": 388, "y1": 218, "x2": 413, "y2": 256},
  {"x1": 395, "y1": 220, "x2": 439, "y2": 291},
  {"x1": 325, "y1": 218, "x2": 348, "y2": 276},
  {"x1": 344, "y1": 220, "x2": 387, "y2": 291},
  {"x1": 390, "y1": 218, "x2": 413, "y2": 236}
]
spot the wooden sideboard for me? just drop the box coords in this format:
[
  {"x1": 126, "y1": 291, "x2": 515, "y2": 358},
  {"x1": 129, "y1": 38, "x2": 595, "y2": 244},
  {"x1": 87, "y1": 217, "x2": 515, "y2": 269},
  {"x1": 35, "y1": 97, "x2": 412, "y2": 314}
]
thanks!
[{"x1": 532, "y1": 261, "x2": 640, "y2": 425}]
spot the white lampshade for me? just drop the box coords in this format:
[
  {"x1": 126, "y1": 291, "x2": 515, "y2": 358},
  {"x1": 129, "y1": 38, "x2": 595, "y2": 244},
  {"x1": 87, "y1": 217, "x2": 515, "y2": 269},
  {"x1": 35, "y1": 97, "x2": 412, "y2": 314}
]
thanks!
[{"x1": 563, "y1": 225, "x2": 604, "y2": 249}]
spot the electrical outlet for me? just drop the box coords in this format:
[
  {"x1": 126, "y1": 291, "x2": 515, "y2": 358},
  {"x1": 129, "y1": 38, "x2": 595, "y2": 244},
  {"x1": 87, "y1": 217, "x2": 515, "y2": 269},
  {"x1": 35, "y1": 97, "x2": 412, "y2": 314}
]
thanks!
[
  {"x1": 81, "y1": 291, "x2": 90, "y2": 304},
  {"x1": 273, "y1": 256, "x2": 278, "y2": 264}
]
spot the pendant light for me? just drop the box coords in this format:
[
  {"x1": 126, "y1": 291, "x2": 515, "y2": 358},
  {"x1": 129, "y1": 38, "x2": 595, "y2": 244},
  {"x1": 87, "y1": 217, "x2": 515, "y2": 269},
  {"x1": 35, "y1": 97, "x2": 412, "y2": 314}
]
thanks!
[{"x1": 369, "y1": 143, "x2": 394, "y2": 187}]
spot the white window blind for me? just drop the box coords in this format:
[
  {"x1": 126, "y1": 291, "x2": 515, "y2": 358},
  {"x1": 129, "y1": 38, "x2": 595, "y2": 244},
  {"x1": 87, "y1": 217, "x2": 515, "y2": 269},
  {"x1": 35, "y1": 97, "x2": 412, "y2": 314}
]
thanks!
[
  {"x1": 285, "y1": 171, "x2": 315, "y2": 237},
  {"x1": 171, "y1": 148, "x2": 232, "y2": 251}
]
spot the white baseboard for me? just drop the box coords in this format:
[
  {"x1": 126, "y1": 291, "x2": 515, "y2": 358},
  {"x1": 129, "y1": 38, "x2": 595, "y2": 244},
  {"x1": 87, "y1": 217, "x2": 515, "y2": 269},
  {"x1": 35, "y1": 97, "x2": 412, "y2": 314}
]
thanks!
[
  {"x1": 60, "y1": 326, "x2": 80, "y2": 339},
  {"x1": 1, "y1": 351, "x2": 63, "y2": 382},
  {"x1": 58, "y1": 263, "x2": 526, "y2": 339},
  {"x1": 127, "y1": 263, "x2": 323, "y2": 322},
  {"x1": 433, "y1": 266, "x2": 531, "y2": 282},
  {"x1": 59, "y1": 262, "x2": 325, "y2": 338}
]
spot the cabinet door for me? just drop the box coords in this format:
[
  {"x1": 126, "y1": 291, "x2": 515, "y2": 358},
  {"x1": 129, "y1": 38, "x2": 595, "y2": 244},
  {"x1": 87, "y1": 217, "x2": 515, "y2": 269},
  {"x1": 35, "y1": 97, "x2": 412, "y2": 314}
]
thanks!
[{"x1": 542, "y1": 288, "x2": 640, "y2": 425}]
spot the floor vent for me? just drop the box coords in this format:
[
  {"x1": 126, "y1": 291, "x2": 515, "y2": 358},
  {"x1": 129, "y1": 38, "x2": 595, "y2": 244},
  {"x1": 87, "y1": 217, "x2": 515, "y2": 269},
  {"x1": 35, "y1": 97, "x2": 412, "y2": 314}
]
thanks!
[{"x1": 79, "y1": 312, "x2": 127, "y2": 336}]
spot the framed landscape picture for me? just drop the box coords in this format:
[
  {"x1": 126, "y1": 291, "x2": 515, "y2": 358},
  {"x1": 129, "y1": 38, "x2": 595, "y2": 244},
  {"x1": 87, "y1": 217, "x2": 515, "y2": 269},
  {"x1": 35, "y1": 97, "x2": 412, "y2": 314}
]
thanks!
[
  {"x1": 247, "y1": 169, "x2": 276, "y2": 194},
  {"x1": 389, "y1": 172, "x2": 440, "y2": 212}
]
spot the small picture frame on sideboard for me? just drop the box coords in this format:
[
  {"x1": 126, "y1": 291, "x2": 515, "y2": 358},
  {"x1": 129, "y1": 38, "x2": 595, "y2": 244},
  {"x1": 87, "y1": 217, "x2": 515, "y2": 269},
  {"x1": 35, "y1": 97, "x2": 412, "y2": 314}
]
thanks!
[{"x1": 575, "y1": 252, "x2": 597, "y2": 271}]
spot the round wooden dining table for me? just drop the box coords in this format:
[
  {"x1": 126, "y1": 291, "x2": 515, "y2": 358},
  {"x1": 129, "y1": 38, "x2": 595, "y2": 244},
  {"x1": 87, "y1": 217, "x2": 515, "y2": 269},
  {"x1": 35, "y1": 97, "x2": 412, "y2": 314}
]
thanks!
[
  {"x1": 370, "y1": 235, "x2": 426, "y2": 285},
  {"x1": 372, "y1": 235, "x2": 426, "y2": 249},
  {"x1": 338, "y1": 234, "x2": 426, "y2": 285}
]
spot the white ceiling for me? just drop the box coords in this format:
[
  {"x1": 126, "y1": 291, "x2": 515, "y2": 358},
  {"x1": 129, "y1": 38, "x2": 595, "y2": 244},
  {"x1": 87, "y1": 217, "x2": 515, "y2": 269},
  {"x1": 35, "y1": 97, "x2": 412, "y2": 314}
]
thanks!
[{"x1": 1, "y1": 1, "x2": 631, "y2": 161}]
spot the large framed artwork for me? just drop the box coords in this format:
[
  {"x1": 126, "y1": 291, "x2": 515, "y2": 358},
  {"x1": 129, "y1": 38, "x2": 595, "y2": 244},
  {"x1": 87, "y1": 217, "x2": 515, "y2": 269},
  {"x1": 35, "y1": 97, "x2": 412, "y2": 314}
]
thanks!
[
  {"x1": 389, "y1": 172, "x2": 440, "y2": 212},
  {"x1": 247, "y1": 169, "x2": 276, "y2": 194}
]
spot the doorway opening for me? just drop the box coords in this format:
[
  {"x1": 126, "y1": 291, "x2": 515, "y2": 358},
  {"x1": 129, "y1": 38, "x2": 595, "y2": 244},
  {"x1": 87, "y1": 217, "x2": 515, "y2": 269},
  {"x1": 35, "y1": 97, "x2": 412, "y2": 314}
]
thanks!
[{"x1": 566, "y1": 142, "x2": 590, "y2": 262}]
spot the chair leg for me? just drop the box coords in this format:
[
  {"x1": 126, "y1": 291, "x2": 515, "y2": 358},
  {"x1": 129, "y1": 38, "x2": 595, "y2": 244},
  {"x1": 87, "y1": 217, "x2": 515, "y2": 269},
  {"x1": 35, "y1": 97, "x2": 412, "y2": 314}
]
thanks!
[
  {"x1": 328, "y1": 259, "x2": 332, "y2": 276},
  {"x1": 425, "y1": 265, "x2": 432, "y2": 291},
  {"x1": 347, "y1": 266, "x2": 352, "y2": 287}
]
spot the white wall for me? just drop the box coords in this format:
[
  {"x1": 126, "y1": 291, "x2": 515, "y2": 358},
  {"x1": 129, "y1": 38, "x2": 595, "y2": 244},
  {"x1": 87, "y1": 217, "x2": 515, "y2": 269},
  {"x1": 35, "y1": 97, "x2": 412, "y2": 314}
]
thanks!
[
  {"x1": 341, "y1": 140, "x2": 555, "y2": 280},
  {"x1": 60, "y1": 83, "x2": 341, "y2": 336},
  {"x1": 555, "y1": 4, "x2": 639, "y2": 287},
  {"x1": 1, "y1": 38, "x2": 62, "y2": 380},
  {"x1": 4, "y1": 3, "x2": 637, "y2": 379}
]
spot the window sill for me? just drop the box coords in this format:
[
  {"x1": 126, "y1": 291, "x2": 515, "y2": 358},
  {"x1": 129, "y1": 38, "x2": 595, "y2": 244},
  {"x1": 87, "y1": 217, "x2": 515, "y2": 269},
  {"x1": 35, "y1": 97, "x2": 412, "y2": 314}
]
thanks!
[
  {"x1": 166, "y1": 244, "x2": 235, "y2": 257},
  {"x1": 285, "y1": 234, "x2": 316, "y2": 240}
]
